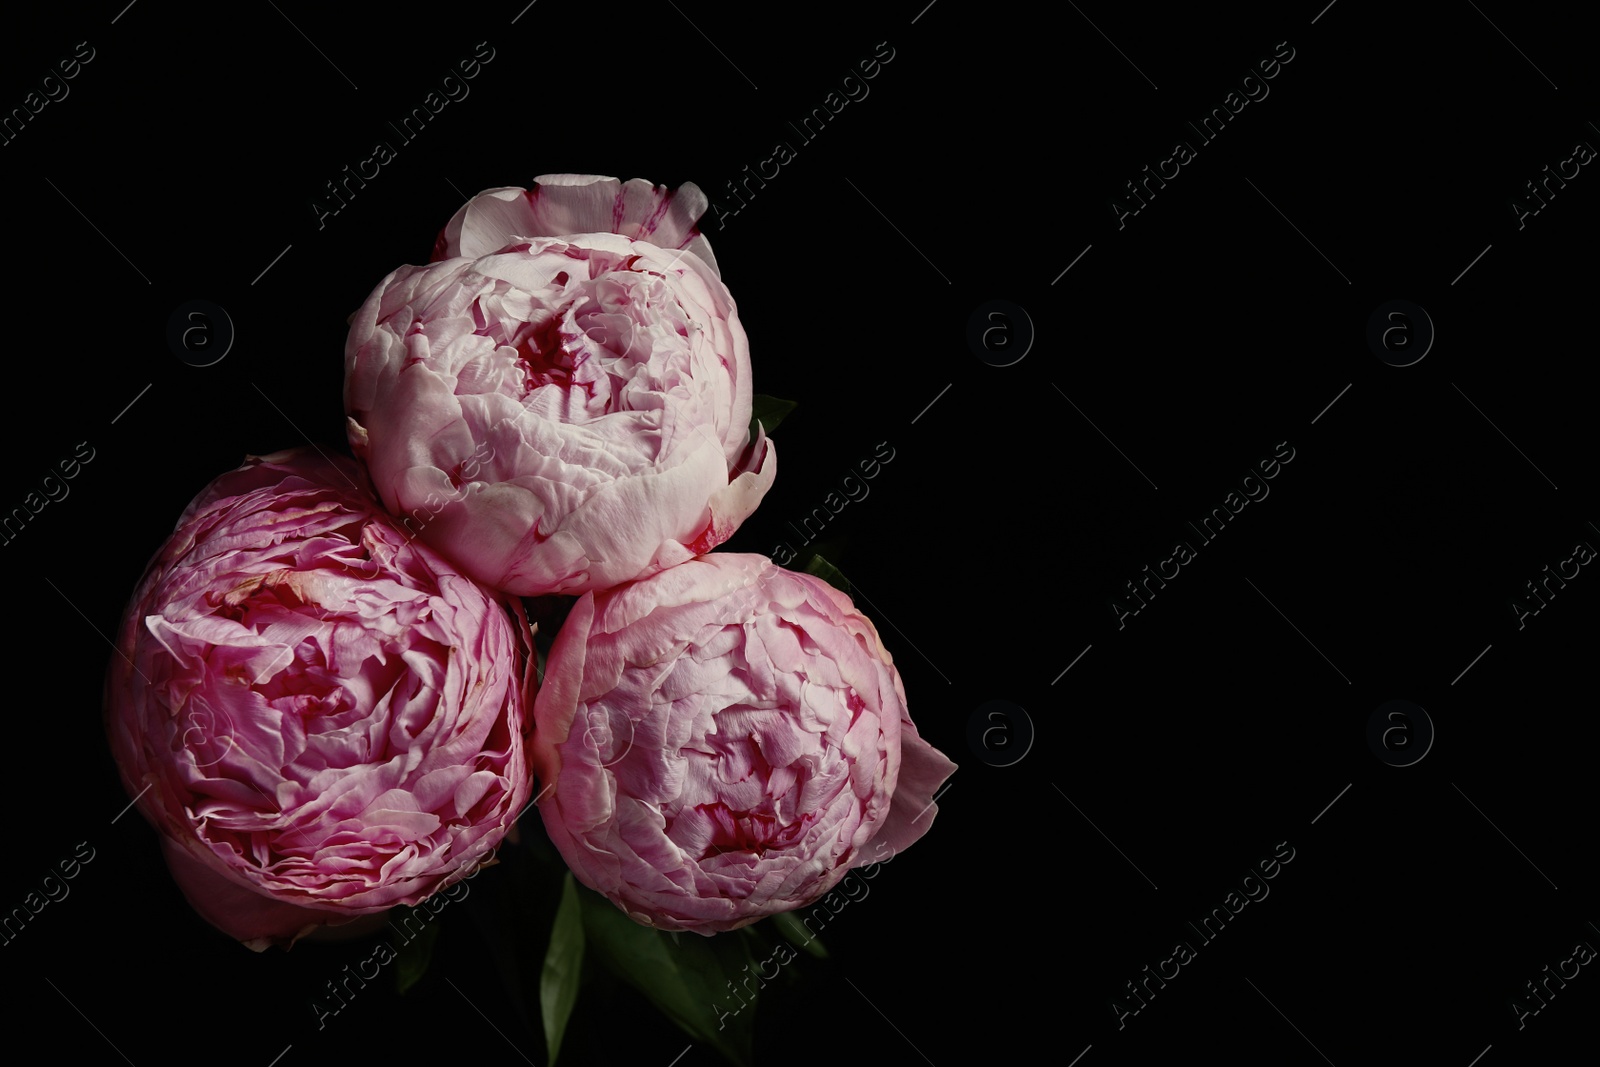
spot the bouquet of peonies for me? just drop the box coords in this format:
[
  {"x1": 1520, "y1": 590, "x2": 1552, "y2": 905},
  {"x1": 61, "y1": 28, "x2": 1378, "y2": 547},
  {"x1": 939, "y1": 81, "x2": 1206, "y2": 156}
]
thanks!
[{"x1": 104, "y1": 173, "x2": 954, "y2": 1063}]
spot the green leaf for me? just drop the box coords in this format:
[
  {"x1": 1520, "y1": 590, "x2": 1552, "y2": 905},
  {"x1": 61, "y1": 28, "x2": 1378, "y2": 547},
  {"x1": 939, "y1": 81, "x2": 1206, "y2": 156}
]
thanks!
[
  {"x1": 578, "y1": 884, "x2": 759, "y2": 1067},
  {"x1": 802, "y1": 552, "x2": 850, "y2": 595},
  {"x1": 769, "y1": 910, "x2": 828, "y2": 959},
  {"x1": 749, "y1": 395, "x2": 797, "y2": 437},
  {"x1": 393, "y1": 909, "x2": 442, "y2": 996},
  {"x1": 541, "y1": 873, "x2": 586, "y2": 1065}
]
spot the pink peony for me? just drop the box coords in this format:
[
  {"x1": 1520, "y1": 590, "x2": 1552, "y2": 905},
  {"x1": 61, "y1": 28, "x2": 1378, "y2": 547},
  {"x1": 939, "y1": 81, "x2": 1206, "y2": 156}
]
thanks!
[
  {"x1": 530, "y1": 553, "x2": 956, "y2": 934},
  {"x1": 344, "y1": 173, "x2": 776, "y2": 597},
  {"x1": 104, "y1": 448, "x2": 534, "y2": 950}
]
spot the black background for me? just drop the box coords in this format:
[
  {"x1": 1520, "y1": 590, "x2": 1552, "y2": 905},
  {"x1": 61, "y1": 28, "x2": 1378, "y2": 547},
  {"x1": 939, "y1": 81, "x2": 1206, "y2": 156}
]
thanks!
[{"x1": 3, "y1": 2, "x2": 1596, "y2": 1064}]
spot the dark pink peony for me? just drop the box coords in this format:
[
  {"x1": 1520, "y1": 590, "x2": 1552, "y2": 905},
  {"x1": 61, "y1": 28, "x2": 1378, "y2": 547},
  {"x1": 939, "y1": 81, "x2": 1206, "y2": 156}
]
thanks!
[
  {"x1": 104, "y1": 448, "x2": 534, "y2": 950},
  {"x1": 531, "y1": 553, "x2": 956, "y2": 934}
]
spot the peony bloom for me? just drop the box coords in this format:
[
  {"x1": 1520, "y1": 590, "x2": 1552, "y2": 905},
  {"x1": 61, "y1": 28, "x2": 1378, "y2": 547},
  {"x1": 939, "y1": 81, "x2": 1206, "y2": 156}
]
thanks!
[
  {"x1": 344, "y1": 174, "x2": 776, "y2": 598},
  {"x1": 531, "y1": 553, "x2": 956, "y2": 934},
  {"x1": 104, "y1": 448, "x2": 534, "y2": 950}
]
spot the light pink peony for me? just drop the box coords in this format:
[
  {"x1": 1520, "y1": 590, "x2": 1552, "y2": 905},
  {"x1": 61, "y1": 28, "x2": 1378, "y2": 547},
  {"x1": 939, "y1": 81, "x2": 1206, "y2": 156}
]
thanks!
[
  {"x1": 104, "y1": 448, "x2": 534, "y2": 951},
  {"x1": 531, "y1": 553, "x2": 956, "y2": 934},
  {"x1": 344, "y1": 173, "x2": 776, "y2": 597}
]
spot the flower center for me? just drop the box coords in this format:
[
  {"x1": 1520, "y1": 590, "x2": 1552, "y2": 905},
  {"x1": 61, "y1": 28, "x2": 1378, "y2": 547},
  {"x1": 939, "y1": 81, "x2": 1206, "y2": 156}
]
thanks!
[
  {"x1": 693, "y1": 800, "x2": 815, "y2": 861},
  {"x1": 513, "y1": 315, "x2": 577, "y2": 393}
]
